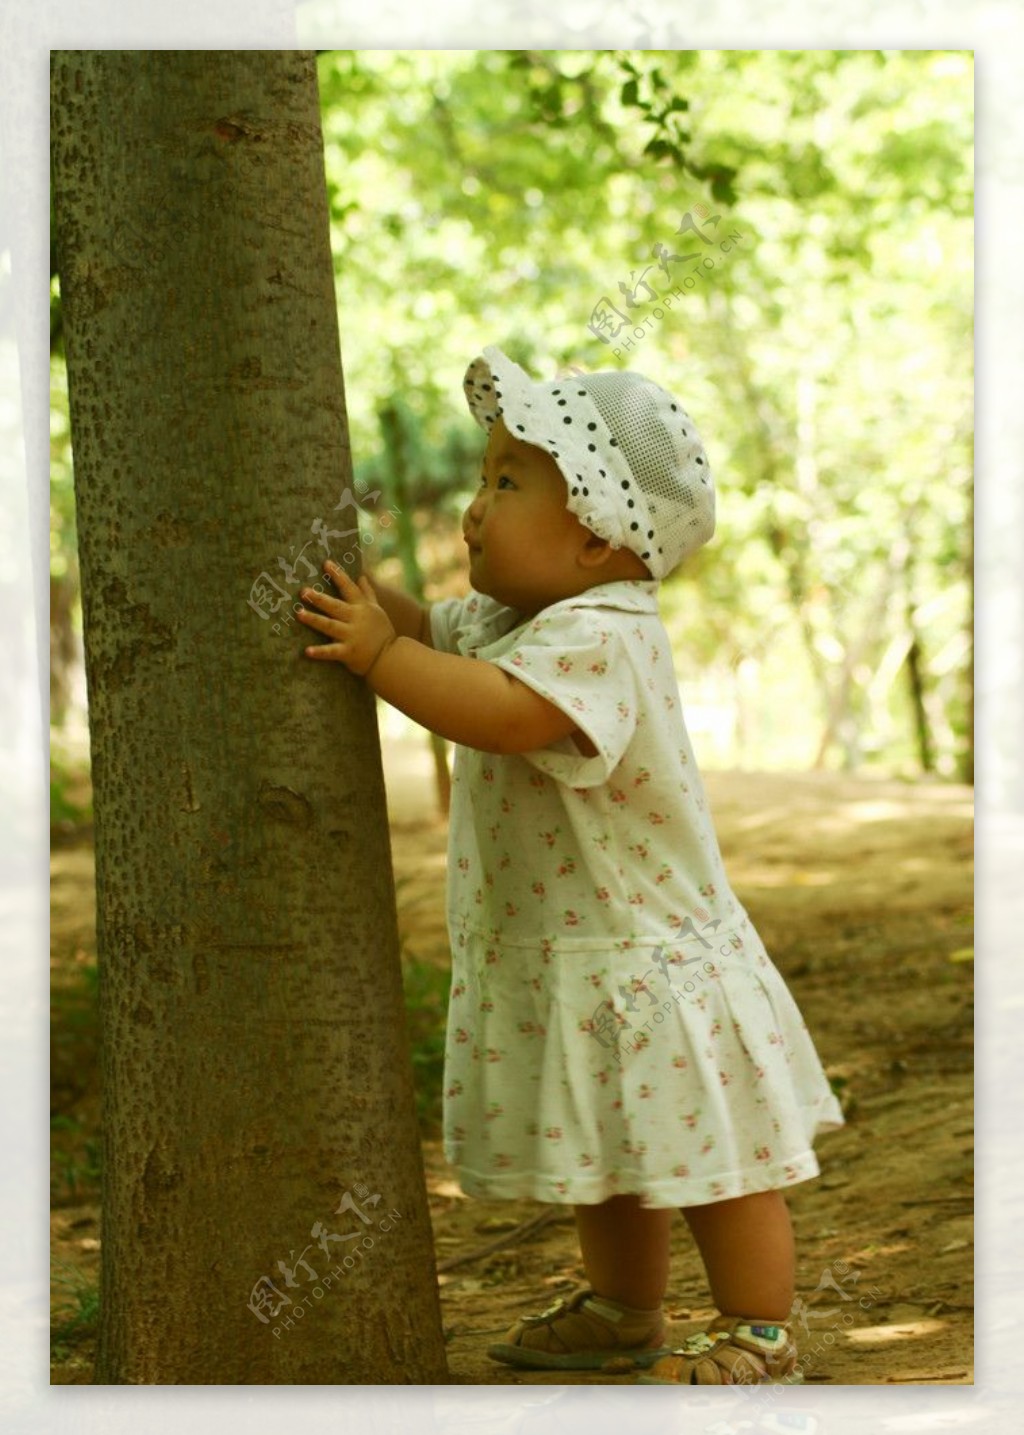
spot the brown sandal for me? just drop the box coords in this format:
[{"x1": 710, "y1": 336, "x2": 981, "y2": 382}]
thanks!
[
  {"x1": 638, "y1": 1313, "x2": 803, "y2": 1384},
  {"x1": 486, "y1": 1287, "x2": 672, "y2": 1371}
]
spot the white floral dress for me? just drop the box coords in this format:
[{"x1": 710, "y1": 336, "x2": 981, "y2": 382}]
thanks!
[{"x1": 429, "y1": 579, "x2": 844, "y2": 1207}]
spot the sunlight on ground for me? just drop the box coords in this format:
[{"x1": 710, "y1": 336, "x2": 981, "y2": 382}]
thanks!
[
  {"x1": 734, "y1": 792, "x2": 974, "y2": 837},
  {"x1": 844, "y1": 1317, "x2": 947, "y2": 1344},
  {"x1": 741, "y1": 868, "x2": 837, "y2": 888}
]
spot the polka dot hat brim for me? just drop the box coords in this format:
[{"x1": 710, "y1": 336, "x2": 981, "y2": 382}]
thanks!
[{"x1": 463, "y1": 345, "x2": 714, "y2": 579}]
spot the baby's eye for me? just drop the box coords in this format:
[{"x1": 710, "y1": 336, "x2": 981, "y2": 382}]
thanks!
[{"x1": 478, "y1": 471, "x2": 516, "y2": 491}]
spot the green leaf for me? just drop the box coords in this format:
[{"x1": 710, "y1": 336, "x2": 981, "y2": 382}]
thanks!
[{"x1": 709, "y1": 166, "x2": 739, "y2": 204}]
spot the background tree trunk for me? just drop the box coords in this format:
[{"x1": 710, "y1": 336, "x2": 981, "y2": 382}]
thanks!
[
  {"x1": 51, "y1": 50, "x2": 447, "y2": 1385},
  {"x1": 377, "y1": 400, "x2": 450, "y2": 816},
  {"x1": 903, "y1": 561, "x2": 936, "y2": 775}
]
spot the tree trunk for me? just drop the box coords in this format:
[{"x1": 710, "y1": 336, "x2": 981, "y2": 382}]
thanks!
[
  {"x1": 900, "y1": 543, "x2": 936, "y2": 775},
  {"x1": 707, "y1": 294, "x2": 838, "y2": 760},
  {"x1": 809, "y1": 533, "x2": 907, "y2": 771},
  {"x1": 51, "y1": 50, "x2": 447, "y2": 1385}
]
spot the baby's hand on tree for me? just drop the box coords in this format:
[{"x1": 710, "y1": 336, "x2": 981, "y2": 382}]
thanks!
[{"x1": 298, "y1": 563, "x2": 397, "y2": 676}]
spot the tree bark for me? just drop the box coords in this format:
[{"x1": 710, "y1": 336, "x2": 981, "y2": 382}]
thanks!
[
  {"x1": 900, "y1": 541, "x2": 936, "y2": 775},
  {"x1": 51, "y1": 50, "x2": 447, "y2": 1385}
]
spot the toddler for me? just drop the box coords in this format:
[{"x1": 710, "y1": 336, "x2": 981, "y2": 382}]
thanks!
[{"x1": 298, "y1": 345, "x2": 844, "y2": 1384}]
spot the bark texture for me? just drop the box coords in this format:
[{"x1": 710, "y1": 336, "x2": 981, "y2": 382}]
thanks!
[{"x1": 51, "y1": 50, "x2": 448, "y2": 1384}]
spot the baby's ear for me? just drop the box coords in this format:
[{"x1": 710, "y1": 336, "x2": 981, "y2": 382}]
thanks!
[
  {"x1": 578, "y1": 531, "x2": 654, "y2": 581},
  {"x1": 577, "y1": 532, "x2": 616, "y2": 569}
]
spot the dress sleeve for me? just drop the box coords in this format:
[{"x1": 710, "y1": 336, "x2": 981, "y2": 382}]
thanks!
[
  {"x1": 428, "y1": 596, "x2": 467, "y2": 655},
  {"x1": 428, "y1": 592, "x2": 493, "y2": 655},
  {"x1": 491, "y1": 606, "x2": 638, "y2": 788}
]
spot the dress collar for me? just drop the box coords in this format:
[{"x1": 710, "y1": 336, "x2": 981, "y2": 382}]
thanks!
[
  {"x1": 457, "y1": 580, "x2": 660, "y2": 655},
  {"x1": 537, "y1": 579, "x2": 661, "y2": 616}
]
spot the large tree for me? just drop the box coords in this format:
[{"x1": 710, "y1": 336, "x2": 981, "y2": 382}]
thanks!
[{"x1": 51, "y1": 50, "x2": 447, "y2": 1384}]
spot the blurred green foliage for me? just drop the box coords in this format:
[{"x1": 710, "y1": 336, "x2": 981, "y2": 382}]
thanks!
[
  {"x1": 400, "y1": 957, "x2": 451, "y2": 1136},
  {"x1": 50, "y1": 48, "x2": 973, "y2": 778},
  {"x1": 50, "y1": 1258, "x2": 100, "y2": 1363}
]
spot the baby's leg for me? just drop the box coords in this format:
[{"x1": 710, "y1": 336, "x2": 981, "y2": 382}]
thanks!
[
  {"x1": 682, "y1": 1189, "x2": 795, "y2": 1320},
  {"x1": 574, "y1": 1194, "x2": 672, "y2": 1308}
]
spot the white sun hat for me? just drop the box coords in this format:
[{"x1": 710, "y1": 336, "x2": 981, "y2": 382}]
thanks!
[{"x1": 462, "y1": 344, "x2": 715, "y2": 579}]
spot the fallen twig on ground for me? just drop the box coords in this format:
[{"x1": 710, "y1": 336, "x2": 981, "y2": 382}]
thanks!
[{"x1": 436, "y1": 1210, "x2": 562, "y2": 1273}]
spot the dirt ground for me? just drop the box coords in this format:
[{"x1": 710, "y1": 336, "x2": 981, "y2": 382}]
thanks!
[{"x1": 51, "y1": 738, "x2": 973, "y2": 1385}]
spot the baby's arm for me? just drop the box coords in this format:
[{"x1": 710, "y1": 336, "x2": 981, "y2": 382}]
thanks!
[
  {"x1": 363, "y1": 572, "x2": 433, "y2": 647},
  {"x1": 365, "y1": 635, "x2": 580, "y2": 754},
  {"x1": 298, "y1": 564, "x2": 580, "y2": 756}
]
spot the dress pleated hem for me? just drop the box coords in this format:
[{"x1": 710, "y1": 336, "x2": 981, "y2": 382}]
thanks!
[{"x1": 445, "y1": 1106, "x2": 842, "y2": 1208}]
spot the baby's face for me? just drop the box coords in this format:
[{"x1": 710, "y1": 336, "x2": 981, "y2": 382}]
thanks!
[{"x1": 462, "y1": 418, "x2": 599, "y2": 615}]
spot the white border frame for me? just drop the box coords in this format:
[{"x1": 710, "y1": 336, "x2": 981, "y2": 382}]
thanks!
[{"x1": 4, "y1": 5, "x2": 1012, "y2": 1430}]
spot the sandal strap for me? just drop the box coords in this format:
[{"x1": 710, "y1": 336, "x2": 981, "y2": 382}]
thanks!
[
  {"x1": 520, "y1": 1288, "x2": 592, "y2": 1327},
  {"x1": 521, "y1": 1297, "x2": 571, "y2": 1328},
  {"x1": 654, "y1": 1316, "x2": 797, "y2": 1385},
  {"x1": 520, "y1": 1288, "x2": 645, "y2": 1329},
  {"x1": 497, "y1": 1287, "x2": 667, "y2": 1362},
  {"x1": 670, "y1": 1329, "x2": 733, "y2": 1357}
]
